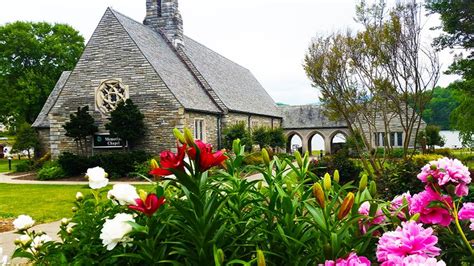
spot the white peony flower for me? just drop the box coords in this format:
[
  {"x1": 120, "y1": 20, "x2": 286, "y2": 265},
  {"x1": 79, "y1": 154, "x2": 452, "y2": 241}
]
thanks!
[
  {"x1": 32, "y1": 234, "x2": 52, "y2": 249},
  {"x1": 76, "y1": 191, "x2": 84, "y2": 201},
  {"x1": 18, "y1": 234, "x2": 31, "y2": 245},
  {"x1": 99, "y1": 213, "x2": 135, "y2": 251},
  {"x1": 107, "y1": 184, "x2": 139, "y2": 206},
  {"x1": 13, "y1": 215, "x2": 35, "y2": 231},
  {"x1": 86, "y1": 167, "x2": 109, "y2": 189}
]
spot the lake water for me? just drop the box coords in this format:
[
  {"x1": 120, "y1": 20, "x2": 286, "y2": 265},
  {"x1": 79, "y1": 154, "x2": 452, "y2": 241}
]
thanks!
[{"x1": 438, "y1": 130, "x2": 463, "y2": 149}]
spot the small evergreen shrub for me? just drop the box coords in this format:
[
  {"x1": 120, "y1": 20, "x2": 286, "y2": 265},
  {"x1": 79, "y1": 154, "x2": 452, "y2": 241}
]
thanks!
[
  {"x1": 15, "y1": 160, "x2": 32, "y2": 172},
  {"x1": 311, "y1": 149, "x2": 362, "y2": 184},
  {"x1": 37, "y1": 161, "x2": 66, "y2": 180},
  {"x1": 222, "y1": 122, "x2": 252, "y2": 151},
  {"x1": 58, "y1": 151, "x2": 151, "y2": 178}
]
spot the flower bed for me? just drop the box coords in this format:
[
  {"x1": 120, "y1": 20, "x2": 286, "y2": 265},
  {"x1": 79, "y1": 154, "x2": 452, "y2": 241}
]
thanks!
[{"x1": 9, "y1": 129, "x2": 474, "y2": 265}]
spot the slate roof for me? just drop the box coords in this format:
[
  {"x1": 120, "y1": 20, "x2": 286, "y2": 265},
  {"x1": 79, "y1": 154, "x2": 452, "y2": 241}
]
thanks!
[
  {"x1": 183, "y1": 37, "x2": 281, "y2": 117},
  {"x1": 32, "y1": 71, "x2": 71, "y2": 128},
  {"x1": 112, "y1": 9, "x2": 280, "y2": 117},
  {"x1": 111, "y1": 10, "x2": 221, "y2": 114},
  {"x1": 280, "y1": 105, "x2": 347, "y2": 129}
]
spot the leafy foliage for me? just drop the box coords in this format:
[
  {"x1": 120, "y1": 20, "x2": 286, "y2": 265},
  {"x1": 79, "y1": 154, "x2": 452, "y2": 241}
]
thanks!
[
  {"x1": 222, "y1": 122, "x2": 252, "y2": 151},
  {"x1": 422, "y1": 86, "x2": 461, "y2": 130},
  {"x1": 12, "y1": 123, "x2": 39, "y2": 159},
  {"x1": 63, "y1": 106, "x2": 98, "y2": 155},
  {"x1": 37, "y1": 161, "x2": 66, "y2": 180},
  {"x1": 312, "y1": 149, "x2": 363, "y2": 184},
  {"x1": 0, "y1": 21, "x2": 84, "y2": 124},
  {"x1": 105, "y1": 99, "x2": 145, "y2": 149},
  {"x1": 58, "y1": 151, "x2": 151, "y2": 178},
  {"x1": 252, "y1": 126, "x2": 270, "y2": 149}
]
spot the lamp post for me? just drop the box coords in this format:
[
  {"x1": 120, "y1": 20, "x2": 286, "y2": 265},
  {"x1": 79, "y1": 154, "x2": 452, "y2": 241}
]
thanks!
[{"x1": 7, "y1": 156, "x2": 12, "y2": 171}]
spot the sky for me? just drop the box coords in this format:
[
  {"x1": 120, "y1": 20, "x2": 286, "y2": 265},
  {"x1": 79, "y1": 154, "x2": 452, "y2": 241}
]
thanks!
[{"x1": 0, "y1": 0, "x2": 459, "y2": 105}]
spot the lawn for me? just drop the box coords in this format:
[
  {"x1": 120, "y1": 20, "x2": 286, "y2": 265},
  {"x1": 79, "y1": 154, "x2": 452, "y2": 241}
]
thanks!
[
  {"x1": 0, "y1": 183, "x2": 154, "y2": 224},
  {"x1": 0, "y1": 159, "x2": 23, "y2": 173}
]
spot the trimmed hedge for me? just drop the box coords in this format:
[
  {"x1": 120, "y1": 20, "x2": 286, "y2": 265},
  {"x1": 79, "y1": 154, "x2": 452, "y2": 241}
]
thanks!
[{"x1": 58, "y1": 151, "x2": 151, "y2": 178}]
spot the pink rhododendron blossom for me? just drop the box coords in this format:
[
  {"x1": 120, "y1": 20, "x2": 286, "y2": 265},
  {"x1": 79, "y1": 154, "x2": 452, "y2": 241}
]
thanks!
[
  {"x1": 383, "y1": 255, "x2": 446, "y2": 266},
  {"x1": 390, "y1": 192, "x2": 412, "y2": 220},
  {"x1": 410, "y1": 188, "x2": 453, "y2": 226},
  {"x1": 358, "y1": 202, "x2": 385, "y2": 234},
  {"x1": 458, "y1": 202, "x2": 474, "y2": 231},
  {"x1": 323, "y1": 252, "x2": 371, "y2": 266},
  {"x1": 417, "y1": 158, "x2": 471, "y2": 197},
  {"x1": 376, "y1": 221, "x2": 440, "y2": 264}
]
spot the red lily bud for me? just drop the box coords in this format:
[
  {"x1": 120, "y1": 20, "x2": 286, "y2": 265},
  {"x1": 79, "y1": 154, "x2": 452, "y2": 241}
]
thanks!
[
  {"x1": 129, "y1": 194, "x2": 166, "y2": 216},
  {"x1": 338, "y1": 192, "x2": 354, "y2": 220}
]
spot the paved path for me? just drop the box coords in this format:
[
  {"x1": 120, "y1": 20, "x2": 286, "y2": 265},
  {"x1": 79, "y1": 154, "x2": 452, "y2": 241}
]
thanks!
[{"x1": 0, "y1": 173, "x2": 150, "y2": 185}]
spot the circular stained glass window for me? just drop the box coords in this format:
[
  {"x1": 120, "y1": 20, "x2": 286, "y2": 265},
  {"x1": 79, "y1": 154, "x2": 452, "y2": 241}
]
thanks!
[{"x1": 95, "y1": 79, "x2": 129, "y2": 115}]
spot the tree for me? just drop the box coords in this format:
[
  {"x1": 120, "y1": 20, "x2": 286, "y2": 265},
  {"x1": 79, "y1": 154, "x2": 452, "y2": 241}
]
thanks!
[
  {"x1": 252, "y1": 127, "x2": 271, "y2": 149},
  {"x1": 12, "y1": 123, "x2": 39, "y2": 160},
  {"x1": 422, "y1": 86, "x2": 461, "y2": 129},
  {"x1": 0, "y1": 21, "x2": 84, "y2": 125},
  {"x1": 105, "y1": 99, "x2": 145, "y2": 150},
  {"x1": 222, "y1": 122, "x2": 252, "y2": 151},
  {"x1": 269, "y1": 127, "x2": 286, "y2": 150},
  {"x1": 426, "y1": 0, "x2": 474, "y2": 146},
  {"x1": 63, "y1": 106, "x2": 98, "y2": 155},
  {"x1": 425, "y1": 125, "x2": 445, "y2": 151},
  {"x1": 304, "y1": 0, "x2": 439, "y2": 177}
]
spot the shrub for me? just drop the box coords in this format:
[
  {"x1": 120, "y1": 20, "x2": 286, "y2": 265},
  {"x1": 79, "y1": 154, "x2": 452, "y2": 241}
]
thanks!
[
  {"x1": 243, "y1": 152, "x2": 264, "y2": 166},
  {"x1": 37, "y1": 161, "x2": 66, "y2": 180},
  {"x1": 58, "y1": 151, "x2": 151, "y2": 178},
  {"x1": 376, "y1": 159, "x2": 425, "y2": 200},
  {"x1": 15, "y1": 160, "x2": 32, "y2": 172},
  {"x1": 58, "y1": 152, "x2": 92, "y2": 176},
  {"x1": 311, "y1": 149, "x2": 362, "y2": 184},
  {"x1": 222, "y1": 122, "x2": 252, "y2": 151},
  {"x1": 412, "y1": 154, "x2": 443, "y2": 166},
  {"x1": 433, "y1": 148, "x2": 452, "y2": 157},
  {"x1": 252, "y1": 127, "x2": 270, "y2": 149}
]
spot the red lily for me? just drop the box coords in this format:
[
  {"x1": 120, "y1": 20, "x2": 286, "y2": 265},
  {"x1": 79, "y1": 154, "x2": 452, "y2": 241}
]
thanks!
[
  {"x1": 188, "y1": 140, "x2": 228, "y2": 171},
  {"x1": 129, "y1": 194, "x2": 165, "y2": 216},
  {"x1": 150, "y1": 144, "x2": 186, "y2": 177}
]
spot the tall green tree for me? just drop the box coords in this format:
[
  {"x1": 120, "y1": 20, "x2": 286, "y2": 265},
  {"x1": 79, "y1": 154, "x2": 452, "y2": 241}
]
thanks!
[
  {"x1": 63, "y1": 106, "x2": 98, "y2": 155},
  {"x1": 422, "y1": 86, "x2": 461, "y2": 129},
  {"x1": 0, "y1": 21, "x2": 84, "y2": 125},
  {"x1": 12, "y1": 123, "x2": 40, "y2": 160},
  {"x1": 426, "y1": 0, "x2": 474, "y2": 146},
  {"x1": 105, "y1": 99, "x2": 145, "y2": 150}
]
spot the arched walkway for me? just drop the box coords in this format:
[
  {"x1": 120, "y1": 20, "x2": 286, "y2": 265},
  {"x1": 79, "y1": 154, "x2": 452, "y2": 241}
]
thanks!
[
  {"x1": 308, "y1": 131, "x2": 325, "y2": 156},
  {"x1": 286, "y1": 132, "x2": 303, "y2": 153},
  {"x1": 284, "y1": 128, "x2": 350, "y2": 155},
  {"x1": 330, "y1": 131, "x2": 348, "y2": 154}
]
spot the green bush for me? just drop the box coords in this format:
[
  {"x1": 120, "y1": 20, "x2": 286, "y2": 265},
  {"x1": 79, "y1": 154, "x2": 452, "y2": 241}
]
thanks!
[
  {"x1": 37, "y1": 161, "x2": 66, "y2": 180},
  {"x1": 433, "y1": 148, "x2": 452, "y2": 157},
  {"x1": 243, "y1": 152, "x2": 264, "y2": 166},
  {"x1": 252, "y1": 126, "x2": 270, "y2": 149},
  {"x1": 311, "y1": 149, "x2": 362, "y2": 184},
  {"x1": 390, "y1": 148, "x2": 405, "y2": 158},
  {"x1": 15, "y1": 160, "x2": 32, "y2": 172},
  {"x1": 222, "y1": 122, "x2": 252, "y2": 151},
  {"x1": 58, "y1": 151, "x2": 151, "y2": 178}
]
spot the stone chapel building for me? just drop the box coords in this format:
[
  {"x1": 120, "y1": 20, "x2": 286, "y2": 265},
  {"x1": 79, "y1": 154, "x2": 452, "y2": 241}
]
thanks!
[{"x1": 33, "y1": 0, "x2": 282, "y2": 157}]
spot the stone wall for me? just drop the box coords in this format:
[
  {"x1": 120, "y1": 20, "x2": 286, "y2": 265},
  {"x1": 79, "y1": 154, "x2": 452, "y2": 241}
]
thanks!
[
  {"x1": 184, "y1": 111, "x2": 219, "y2": 148},
  {"x1": 223, "y1": 112, "x2": 282, "y2": 131},
  {"x1": 37, "y1": 128, "x2": 50, "y2": 156},
  {"x1": 49, "y1": 9, "x2": 184, "y2": 158}
]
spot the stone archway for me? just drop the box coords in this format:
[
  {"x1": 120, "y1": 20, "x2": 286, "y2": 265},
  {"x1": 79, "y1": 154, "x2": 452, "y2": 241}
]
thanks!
[
  {"x1": 330, "y1": 131, "x2": 348, "y2": 154},
  {"x1": 307, "y1": 131, "x2": 325, "y2": 157},
  {"x1": 286, "y1": 132, "x2": 303, "y2": 153}
]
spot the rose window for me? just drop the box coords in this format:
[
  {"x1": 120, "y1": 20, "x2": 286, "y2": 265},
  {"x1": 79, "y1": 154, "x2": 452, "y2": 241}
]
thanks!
[{"x1": 95, "y1": 79, "x2": 129, "y2": 114}]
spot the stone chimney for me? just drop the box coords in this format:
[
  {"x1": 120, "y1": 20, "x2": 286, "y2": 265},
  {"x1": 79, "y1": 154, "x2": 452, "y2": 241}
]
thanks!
[{"x1": 144, "y1": 0, "x2": 184, "y2": 47}]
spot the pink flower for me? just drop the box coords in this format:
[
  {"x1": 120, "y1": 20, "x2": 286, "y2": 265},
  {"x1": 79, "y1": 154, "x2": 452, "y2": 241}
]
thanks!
[
  {"x1": 358, "y1": 202, "x2": 385, "y2": 234},
  {"x1": 376, "y1": 221, "x2": 440, "y2": 264},
  {"x1": 390, "y1": 192, "x2": 412, "y2": 220},
  {"x1": 410, "y1": 187, "x2": 453, "y2": 226},
  {"x1": 417, "y1": 158, "x2": 471, "y2": 197},
  {"x1": 458, "y1": 202, "x2": 474, "y2": 231},
  {"x1": 383, "y1": 255, "x2": 446, "y2": 266},
  {"x1": 323, "y1": 252, "x2": 371, "y2": 266}
]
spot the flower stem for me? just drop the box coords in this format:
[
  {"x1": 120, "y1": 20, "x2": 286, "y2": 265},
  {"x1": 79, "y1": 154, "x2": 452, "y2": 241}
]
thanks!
[{"x1": 452, "y1": 205, "x2": 474, "y2": 255}]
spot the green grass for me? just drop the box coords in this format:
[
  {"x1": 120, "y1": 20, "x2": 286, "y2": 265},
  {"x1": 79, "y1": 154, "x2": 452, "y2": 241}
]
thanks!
[
  {"x1": 0, "y1": 184, "x2": 153, "y2": 224},
  {"x1": 0, "y1": 159, "x2": 24, "y2": 173}
]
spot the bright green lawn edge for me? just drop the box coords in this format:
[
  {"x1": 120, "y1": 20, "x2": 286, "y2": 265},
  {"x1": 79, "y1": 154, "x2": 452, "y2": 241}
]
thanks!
[{"x1": 0, "y1": 184, "x2": 153, "y2": 224}]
